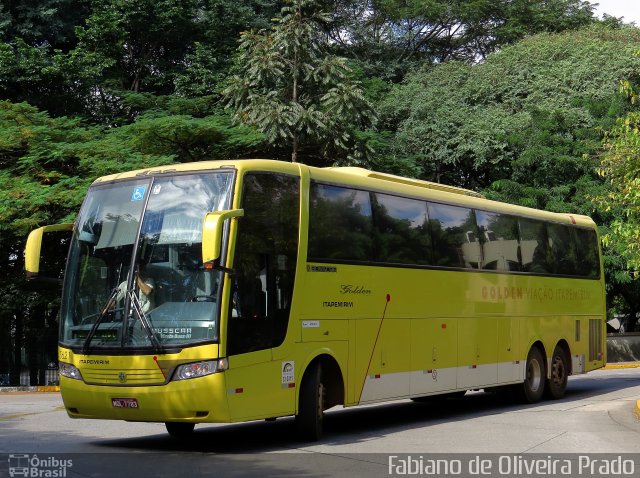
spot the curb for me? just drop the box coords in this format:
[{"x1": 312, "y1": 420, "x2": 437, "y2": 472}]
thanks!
[
  {"x1": 603, "y1": 362, "x2": 640, "y2": 369},
  {"x1": 0, "y1": 386, "x2": 60, "y2": 393}
]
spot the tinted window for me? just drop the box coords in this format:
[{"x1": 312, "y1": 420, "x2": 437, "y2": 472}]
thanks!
[
  {"x1": 308, "y1": 183, "x2": 374, "y2": 262},
  {"x1": 476, "y1": 211, "x2": 520, "y2": 271},
  {"x1": 373, "y1": 193, "x2": 431, "y2": 265},
  {"x1": 547, "y1": 223, "x2": 578, "y2": 276},
  {"x1": 228, "y1": 173, "x2": 300, "y2": 355},
  {"x1": 428, "y1": 203, "x2": 480, "y2": 269},
  {"x1": 575, "y1": 228, "x2": 600, "y2": 278},
  {"x1": 518, "y1": 218, "x2": 551, "y2": 273}
]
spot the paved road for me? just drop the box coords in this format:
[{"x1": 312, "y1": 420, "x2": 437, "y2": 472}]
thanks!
[{"x1": 0, "y1": 368, "x2": 639, "y2": 477}]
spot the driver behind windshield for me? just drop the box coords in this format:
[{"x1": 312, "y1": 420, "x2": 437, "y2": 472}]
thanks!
[{"x1": 115, "y1": 264, "x2": 155, "y2": 313}]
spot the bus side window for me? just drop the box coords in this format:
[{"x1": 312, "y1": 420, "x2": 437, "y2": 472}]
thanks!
[
  {"x1": 227, "y1": 173, "x2": 300, "y2": 356},
  {"x1": 547, "y1": 223, "x2": 578, "y2": 276},
  {"x1": 308, "y1": 183, "x2": 374, "y2": 262},
  {"x1": 518, "y1": 218, "x2": 551, "y2": 274},
  {"x1": 575, "y1": 228, "x2": 600, "y2": 278},
  {"x1": 476, "y1": 211, "x2": 520, "y2": 271},
  {"x1": 427, "y1": 203, "x2": 480, "y2": 269},
  {"x1": 372, "y1": 193, "x2": 431, "y2": 265}
]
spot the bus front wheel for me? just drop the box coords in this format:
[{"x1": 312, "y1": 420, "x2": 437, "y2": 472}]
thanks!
[
  {"x1": 295, "y1": 362, "x2": 324, "y2": 442},
  {"x1": 521, "y1": 347, "x2": 545, "y2": 403},
  {"x1": 165, "y1": 422, "x2": 195, "y2": 438},
  {"x1": 545, "y1": 345, "x2": 569, "y2": 400}
]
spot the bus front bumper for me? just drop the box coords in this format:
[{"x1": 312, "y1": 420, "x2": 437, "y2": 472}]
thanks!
[{"x1": 59, "y1": 373, "x2": 230, "y2": 423}]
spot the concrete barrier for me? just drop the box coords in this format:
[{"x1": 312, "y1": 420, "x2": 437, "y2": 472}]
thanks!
[{"x1": 607, "y1": 333, "x2": 640, "y2": 362}]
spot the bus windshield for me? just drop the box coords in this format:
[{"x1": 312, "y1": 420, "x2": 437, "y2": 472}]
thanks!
[{"x1": 60, "y1": 172, "x2": 234, "y2": 350}]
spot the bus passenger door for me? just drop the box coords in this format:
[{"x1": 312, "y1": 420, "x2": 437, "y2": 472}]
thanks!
[{"x1": 224, "y1": 172, "x2": 300, "y2": 420}]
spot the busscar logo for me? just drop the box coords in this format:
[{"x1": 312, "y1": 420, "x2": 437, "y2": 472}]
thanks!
[{"x1": 8, "y1": 454, "x2": 73, "y2": 477}]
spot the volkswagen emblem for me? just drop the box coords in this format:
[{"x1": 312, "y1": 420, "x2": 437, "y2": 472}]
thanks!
[{"x1": 118, "y1": 372, "x2": 127, "y2": 383}]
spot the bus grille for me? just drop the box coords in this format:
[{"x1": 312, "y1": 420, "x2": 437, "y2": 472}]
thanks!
[
  {"x1": 589, "y1": 319, "x2": 603, "y2": 361},
  {"x1": 82, "y1": 368, "x2": 166, "y2": 385}
]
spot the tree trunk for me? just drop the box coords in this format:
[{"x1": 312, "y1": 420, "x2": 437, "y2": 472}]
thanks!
[
  {"x1": 292, "y1": 134, "x2": 298, "y2": 163},
  {"x1": 11, "y1": 311, "x2": 22, "y2": 386}
]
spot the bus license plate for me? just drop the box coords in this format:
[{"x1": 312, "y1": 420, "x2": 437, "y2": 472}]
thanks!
[{"x1": 112, "y1": 398, "x2": 138, "y2": 408}]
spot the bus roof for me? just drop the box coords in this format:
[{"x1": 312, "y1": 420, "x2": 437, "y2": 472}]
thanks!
[{"x1": 93, "y1": 159, "x2": 596, "y2": 229}]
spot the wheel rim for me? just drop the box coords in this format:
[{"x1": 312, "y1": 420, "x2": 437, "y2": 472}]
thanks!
[
  {"x1": 527, "y1": 358, "x2": 542, "y2": 392},
  {"x1": 551, "y1": 355, "x2": 566, "y2": 386}
]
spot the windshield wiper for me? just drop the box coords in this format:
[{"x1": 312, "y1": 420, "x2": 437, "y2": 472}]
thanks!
[
  {"x1": 82, "y1": 287, "x2": 119, "y2": 353},
  {"x1": 128, "y1": 291, "x2": 164, "y2": 353}
]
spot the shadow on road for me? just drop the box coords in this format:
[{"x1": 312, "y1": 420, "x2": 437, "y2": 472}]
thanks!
[{"x1": 94, "y1": 370, "x2": 640, "y2": 453}]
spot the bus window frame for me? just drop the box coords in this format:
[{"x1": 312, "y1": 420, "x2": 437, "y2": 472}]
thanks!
[{"x1": 306, "y1": 179, "x2": 601, "y2": 281}]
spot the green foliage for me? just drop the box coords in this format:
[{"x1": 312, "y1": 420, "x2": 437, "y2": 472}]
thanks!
[
  {"x1": 597, "y1": 105, "x2": 640, "y2": 273},
  {"x1": 0, "y1": 0, "x2": 91, "y2": 50},
  {"x1": 224, "y1": 0, "x2": 375, "y2": 164},
  {"x1": 0, "y1": 38, "x2": 79, "y2": 116},
  {"x1": 0, "y1": 101, "x2": 173, "y2": 234},
  {"x1": 326, "y1": 0, "x2": 597, "y2": 80},
  {"x1": 378, "y1": 26, "x2": 640, "y2": 192},
  {"x1": 114, "y1": 113, "x2": 265, "y2": 162}
]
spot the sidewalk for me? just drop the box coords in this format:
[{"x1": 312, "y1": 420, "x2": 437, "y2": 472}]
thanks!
[{"x1": 0, "y1": 385, "x2": 60, "y2": 393}]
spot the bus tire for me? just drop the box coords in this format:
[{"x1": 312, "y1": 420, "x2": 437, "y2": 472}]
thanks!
[
  {"x1": 545, "y1": 345, "x2": 569, "y2": 400},
  {"x1": 521, "y1": 347, "x2": 545, "y2": 403},
  {"x1": 165, "y1": 422, "x2": 195, "y2": 438},
  {"x1": 295, "y1": 362, "x2": 324, "y2": 442}
]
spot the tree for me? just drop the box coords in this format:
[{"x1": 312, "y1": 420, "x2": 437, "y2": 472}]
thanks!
[
  {"x1": 0, "y1": 100, "x2": 175, "y2": 383},
  {"x1": 325, "y1": 0, "x2": 597, "y2": 80},
  {"x1": 224, "y1": 0, "x2": 374, "y2": 164},
  {"x1": 596, "y1": 79, "x2": 640, "y2": 274},
  {"x1": 377, "y1": 25, "x2": 640, "y2": 191},
  {"x1": 0, "y1": 0, "x2": 91, "y2": 50}
]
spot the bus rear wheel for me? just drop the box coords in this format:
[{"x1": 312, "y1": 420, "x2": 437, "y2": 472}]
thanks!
[
  {"x1": 295, "y1": 362, "x2": 324, "y2": 442},
  {"x1": 521, "y1": 347, "x2": 545, "y2": 403},
  {"x1": 165, "y1": 422, "x2": 195, "y2": 438},
  {"x1": 545, "y1": 345, "x2": 569, "y2": 400}
]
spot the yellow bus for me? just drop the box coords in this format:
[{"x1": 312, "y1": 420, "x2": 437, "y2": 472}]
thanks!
[{"x1": 25, "y1": 159, "x2": 605, "y2": 441}]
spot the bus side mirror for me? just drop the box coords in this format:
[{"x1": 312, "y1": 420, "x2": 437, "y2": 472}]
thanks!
[
  {"x1": 202, "y1": 209, "x2": 244, "y2": 264},
  {"x1": 25, "y1": 223, "x2": 74, "y2": 282}
]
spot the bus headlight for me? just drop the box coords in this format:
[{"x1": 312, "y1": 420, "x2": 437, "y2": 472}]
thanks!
[
  {"x1": 59, "y1": 362, "x2": 83, "y2": 380},
  {"x1": 172, "y1": 358, "x2": 228, "y2": 381}
]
